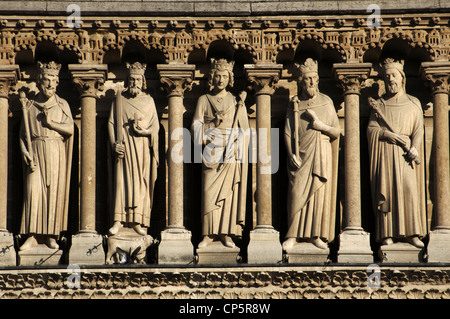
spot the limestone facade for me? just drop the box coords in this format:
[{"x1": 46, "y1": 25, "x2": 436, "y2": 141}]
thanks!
[{"x1": 0, "y1": 1, "x2": 449, "y2": 299}]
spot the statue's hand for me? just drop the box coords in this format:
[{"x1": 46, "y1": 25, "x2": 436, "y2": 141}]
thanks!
[
  {"x1": 405, "y1": 146, "x2": 419, "y2": 162},
  {"x1": 113, "y1": 142, "x2": 125, "y2": 159},
  {"x1": 41, "y1": 109, "x2": 53, "y2": 129},
  {"x1": 23, "y1": 152, "x2": 35, "y2": 171},
  {"x1": 304, "y1": 109, "x2": 319, "y2": 122},
  {"x1": 382, "y1": 130, "x2": 406, "y2": 146}
]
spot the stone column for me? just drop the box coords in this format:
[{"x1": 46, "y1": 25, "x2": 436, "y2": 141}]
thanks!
[
  {"x1": 333, "y1": 63, "x2": 373, "y2": 263},
  {"x1": 68, "y1": 64, "x2": 108, "y2": 265},
  {"x1": 157, "y1": 64, "x2": 195, "y2": 264},
  {"x1": 421, "y1": 61, "x2": 450, "y2": 262},
  {"x1": 244, "y1": 63, "x2": 283, "y2": 264},
  {"x1": 0, "y1": 65, "x2": 19, "y2": 266}
]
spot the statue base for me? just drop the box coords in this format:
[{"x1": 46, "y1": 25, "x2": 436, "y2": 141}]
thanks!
[
  {"x1": 247, "y1": 227, "x2": 282, "y2": 264},
  {"x1": 285, "y1": 242, "x2": 330, "y2": 264},
  {"x1": 196, "y1": 241, "x2": 241, "y2": 265},
  {"x1": 379, "y1": 242, "x2": 425, "y2": 263},
  {"x1": 0, "y1": 231, "x2": 16, "y2": 266},
  {"x1": 157, "y1": 227, "x2": 194, "y2": 264},
  {"x1": 68, "y1": 231, "x2": 105, "y2": 265},
  {"x1": 337, "y1": 230, "x2": 373, "y2": 263},
  {"x1": 18, "y1": 244, "x2": 62, "y2": 266},
  {"x1": 427, "y1": 229, "x2": 450, "y2": 263},
  {"x1": 106, "y1": 227, "x2": 154, "y2": 264}
]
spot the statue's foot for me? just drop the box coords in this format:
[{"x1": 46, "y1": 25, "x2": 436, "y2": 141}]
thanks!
[
  {"x1": 282, "y1": 238, "x2": 297, "y2": 251},
  {"x1": 198, "y1": 235, "x2": 214, "y2": 248},
  {"x1": 406, "y1": 236, "x2": 424, "y2": 248},
  {"x1": 46, "y1": 237, "x2": 59, "y2": 250},
  {"x1": 382, "y1": 237, "x2": 394, "y2": 246},
  {"x1": 108, "y1": 221, "x2": 122, "y2": 236},
  {"x1": 133, "y1": 224, "x2": 147, "y2": 236},
  {"x1": 19, "y1": 236, "x2": 38, "y2": 251},
  {"x1": 310, "y1": 237, "x2": 328, "y2": 249},
  {"x1": 220, "y1": 235, "x2": 235, "y2": 248}
]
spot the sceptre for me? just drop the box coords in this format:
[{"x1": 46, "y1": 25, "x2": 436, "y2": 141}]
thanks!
[
  {"x1": 292, "y1": 96, "x2": 300, "y2": 160},
  {"x1": 19, "y1": 91, "x2": 35, "y2": 170},
  {"x1": 368, "y1": 97, "x2": 420, "y2": 165}
]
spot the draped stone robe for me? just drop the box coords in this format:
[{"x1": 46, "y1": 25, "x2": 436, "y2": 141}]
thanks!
[
  {"x1": 20, "y1": 95, "x2": 73, "y2": 236},
  {"x1": 284, "y1": 93, "x2": 340, "y2": 242},
  {"x1": 191, "y1": 92, "x2": 249, "y2": 238},
  {"x1": 108, "y1": 92, "x2": 159, "y2": 228},
  {"x1": 367, "y1": 94, "x2": 427, "y2": 242}
]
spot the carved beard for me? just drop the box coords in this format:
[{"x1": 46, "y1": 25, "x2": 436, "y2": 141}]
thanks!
[
  {"x1": 129, "y1": 86, "x2": 142, "y2": 97},
  {"x1": 386, "y1": 82, "x2": 400, "y2": 94},
  {"x1": 303, "y1": 85, "x2": 318, "y2": 99},
  {"x1": 40, "y1": 85, "x2": 56, "y2": 98}
]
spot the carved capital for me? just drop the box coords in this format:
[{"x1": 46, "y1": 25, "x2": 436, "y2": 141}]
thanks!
[
  {"x1": 157, "y1": 64, "x2": 196, "y2": 98},
  {"x1": 244, "y1": 63, "x2": 283, "y2": 96},
  {"x1": 68, "y1": 64, "x2": 108, "y2": 98},
  {"x1": 332, "y1": 63, "x2": 372, "y2": 95},
  {"x1": 421, "y1": 62, "x2": 450, "y2": 95},
  {"x1": 0, "y1": 65, "x2": 20, "y2": 99}
]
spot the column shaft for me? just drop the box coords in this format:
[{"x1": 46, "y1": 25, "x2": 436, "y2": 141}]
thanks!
[
  {"x1": 343, "y1": 93, "x2": 362, "y2": 230},
  {"x1": 80, "y1": 95, "x2": 97, "y2": 232},
  {"x1": 168, "y1": 95, "x2": 184, "y2": 228},
  {"x1": 0, "y1": 97, "x2": 8, "y2": 230},
  {"x1": 433, "y1": 92, "x2": 450, "y2": 229},
  {"x1": 255, "y1": 93, "x2": 272, "y2": 227}
]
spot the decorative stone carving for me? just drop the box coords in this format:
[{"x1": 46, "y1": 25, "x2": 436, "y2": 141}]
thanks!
[
  {"x1": 283, "y1": 58, "x2": 340, "y2": 263},
  {"x1": 191, "y1": 58, "x2": 250, "y2": 263},
  {"x1": 367, "y1": 58, "x2": 427, "y2": 262},
  {"x1": 17, "y1": 61, "x2": 74, "y2": 265},
  {"x1": 106, "y1": 62, "x2": 159, "y2": 264}
]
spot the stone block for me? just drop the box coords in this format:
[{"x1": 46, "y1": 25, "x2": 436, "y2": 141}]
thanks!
[
  {"x1": 247, "y1": 227, "x2": 282, "y2": 264},
  {"x1": 196, "y1": 241, "x2": 240, "y2": 265},
  {"x1": 427, "y1": 230, "x2": 450, "y2": 263},
  {"x1": 18, "y1": 245, "x2": 62, "y2": 266},
  {"x1": 285, "y1": 242, "x2": 330, "y2": 264},
  {"x1": 337, "y1": 230, "x2": 374, "y2": 263},
  {"x1": 158, "y1": 228, "x2": 194, "y2": 264},
  {"x1": 0, "y1": 231, "x2": 16, "y2": 266},
  {"x1": 68, "y1": 232, "x2": 105, "y2": 265},
  {"x1": 379, "y1": 242, "x2": 425, "y2": 263}
]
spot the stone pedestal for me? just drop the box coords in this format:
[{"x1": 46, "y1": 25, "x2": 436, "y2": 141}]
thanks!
[
  {"x1": 196, "y1": 241, "x2": 241, "y2": 265},
  {"x1": 379, "y1": 243, "x2": 425, "y2": 263},
  {"x1": 68, "y1": 232, "x2": 105, "y2": 265},
  {"x1": 0, "y1": 231, "x2": 16, "y2": 266},
  {"x1": 427, "y1": 230, "x2": 450, "y2": 263},
  {"x1": 158, "y1": 228, "x2": 194, "y2": 264},
  {"x1": 337, "y1": 230, "x2": 373, "y2": 263},
  {"x1": 247, "y1": 227, "x2": 282, "y2": 264},
  {"x1": 18, "y1": 245, "x2": 62, "y2": 266},
  {"x1": 106, "y1": 228, "x2": 154, "y2": 264},
  {"x1": 285, "y1": 243, "x2": 330, "y2": 264}
]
